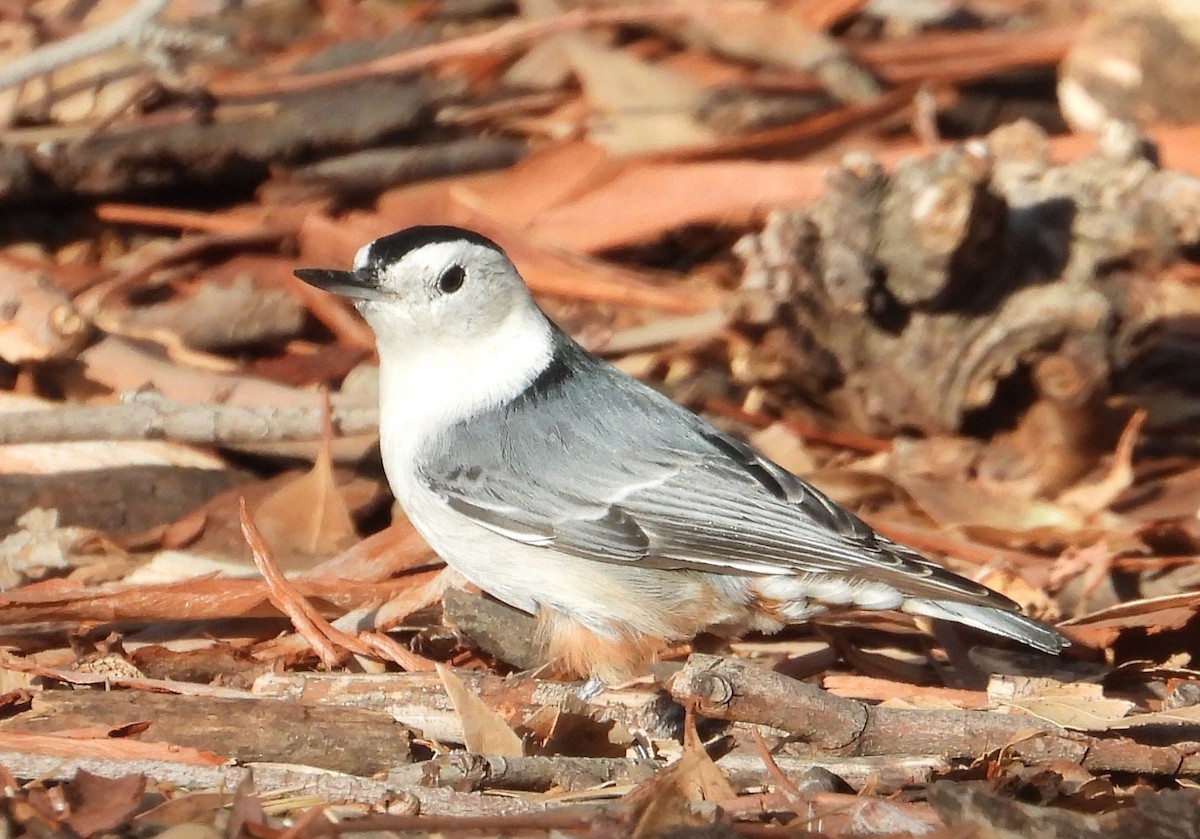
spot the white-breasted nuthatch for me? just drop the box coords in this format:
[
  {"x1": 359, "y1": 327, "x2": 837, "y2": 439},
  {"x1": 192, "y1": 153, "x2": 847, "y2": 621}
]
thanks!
[{"x1": 295, "y1": 226, "x2": 1067, "y2": 681}]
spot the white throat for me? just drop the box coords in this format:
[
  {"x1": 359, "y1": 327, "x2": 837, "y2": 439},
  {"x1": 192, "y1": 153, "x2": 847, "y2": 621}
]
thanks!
[{"x1": 374, "y1": 303, "x2": 555, "y2": 472}]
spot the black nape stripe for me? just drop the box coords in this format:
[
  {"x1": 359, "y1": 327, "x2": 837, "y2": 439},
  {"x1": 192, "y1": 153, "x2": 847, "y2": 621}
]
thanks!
[
  {"x1": 521, "y1": 347, "x2": 575, "y2": 403},
  {"x1": 368, "y1": 226, "x2": 505, "y2": 266}
]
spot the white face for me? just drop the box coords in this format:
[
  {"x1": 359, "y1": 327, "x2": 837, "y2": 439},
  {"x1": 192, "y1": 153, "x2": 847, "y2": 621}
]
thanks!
[
  {"x1": 354, "y1": 239, "x2": 539, "y2": 355},
  {"x1": 348, "y1": 235, "x2": 558, "y2": 458}
]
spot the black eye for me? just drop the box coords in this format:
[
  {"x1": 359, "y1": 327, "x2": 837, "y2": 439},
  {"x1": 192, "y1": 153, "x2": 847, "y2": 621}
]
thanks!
[{"x1": 438, "y1": 265, "x2": 465, "y2": 294}]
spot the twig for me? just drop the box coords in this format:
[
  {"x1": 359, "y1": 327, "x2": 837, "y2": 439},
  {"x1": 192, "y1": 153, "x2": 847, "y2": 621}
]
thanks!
[
  {"x1": 0, "y1": 657, "x2": 257, "y2": 699},
  {"x1": 94, "y1": 203, "x2": 283, "y2": 235},
  {"x1": 357, "y1": 632, "x2": 439, "y2": 673},
  {"x1": 239, "y1": 497, "x2": 376, "y2": 668},
  {"x1": 0, "y1": 393, "x2": 378, "y2": 445},
  {"x1": 750, "y1": 727, "x2": 806, "y2": 801},
  {"x1": 0, "y1": 571, "x2": 440, "y2": 625},
  {"x1": 0, "y1": 0, "x2": 172, "y2": 91}
]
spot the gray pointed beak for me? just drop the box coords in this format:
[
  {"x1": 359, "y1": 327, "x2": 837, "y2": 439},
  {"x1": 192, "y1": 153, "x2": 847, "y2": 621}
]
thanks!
[{"x1": 293, "y1": 267, "x2": 387, "y2": 301}]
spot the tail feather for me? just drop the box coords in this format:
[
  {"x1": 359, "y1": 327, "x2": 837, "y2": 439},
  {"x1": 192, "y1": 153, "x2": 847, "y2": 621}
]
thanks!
[{"x1": 903, "y1": 599, "x2": 1069, "y2": 654}]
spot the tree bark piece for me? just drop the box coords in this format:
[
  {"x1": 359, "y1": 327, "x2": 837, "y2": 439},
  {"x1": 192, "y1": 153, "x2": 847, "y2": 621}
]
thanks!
[
  {"x1": 104, "y1": 275, "x2": 307, "y2": 352},
  {"x1": 0, "y1": 465, "x2": 245, "y2": 535},
  {"x1": 4, "y1": 78, "x2": 441, "y2": 201},
  {"x1": 440, "y1": 588, "x2": 543, "y2": 671},
  {"x1": 285, "y1": 137, "x2": 527, "y2": 196},
  {"x1": 736, "y1": 121, "x2": 1200, "y2": 434},
  {"x1": 0, "y1": 268, "x2": 90, "y2": 363},
  {"x1": 0, "y1": 690, "x2": 413, "y2": 776},
  {"x1": 670, "y1": 655, "x2": 1200, "y2": 777}
]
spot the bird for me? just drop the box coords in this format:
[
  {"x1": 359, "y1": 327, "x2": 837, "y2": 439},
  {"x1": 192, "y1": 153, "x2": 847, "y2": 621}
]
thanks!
[{"x1": 294, "y1": 225, "x2": 1068, "y2": 683}]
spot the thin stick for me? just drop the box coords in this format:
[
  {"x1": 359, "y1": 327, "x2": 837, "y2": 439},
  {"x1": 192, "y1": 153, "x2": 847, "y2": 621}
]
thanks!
[
  {"x1": 0, "y1": 0, "x2": 171, "y2": 91},
  {"x1": 239, "y1": 497, "x2": 377, "y2": 668},
  {"x1": 0, "y1": 395, "x2": 378, "y2": 445}
]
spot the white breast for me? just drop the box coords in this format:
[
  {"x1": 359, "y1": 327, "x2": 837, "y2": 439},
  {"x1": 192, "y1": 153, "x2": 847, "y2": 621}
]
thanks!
[{"x1": 374, "y1": 304, "x2": 553, "y2": 471}]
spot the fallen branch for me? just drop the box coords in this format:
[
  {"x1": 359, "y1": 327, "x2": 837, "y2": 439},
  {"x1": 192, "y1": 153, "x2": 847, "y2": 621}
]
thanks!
[
  {"x1": 0, "y1": 393, "x2": 378, "y2": 445},
  {"x1": 305, "y1": 807, "x2": 604, "y2": 835},
  {"x1": 0, "y1": 747, "x2": 568, "y2": 816},
  {"x1": 0, "y1": 462, "x2": 244, "y2": 536},
  {"x1": 74, "y1": 227, "x2": 294, "y2": 313},
  {"x1": 251, "y1": 670, "x2": 681, "y2": 748},
  {"x1": 670, "y1": 655, "x2": 1200, "y2": 776}
]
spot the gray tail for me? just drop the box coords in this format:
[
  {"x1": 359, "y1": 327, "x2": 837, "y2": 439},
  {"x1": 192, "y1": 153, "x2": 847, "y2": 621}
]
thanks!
[{"x1": 903, "y1": 599, "x2": 1069, "y2": 654}]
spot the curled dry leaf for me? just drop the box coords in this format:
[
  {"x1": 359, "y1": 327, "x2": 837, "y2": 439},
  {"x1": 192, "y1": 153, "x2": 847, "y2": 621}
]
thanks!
[{"x1": 435, "y1": 662, "x2": 525, "y2": 757}]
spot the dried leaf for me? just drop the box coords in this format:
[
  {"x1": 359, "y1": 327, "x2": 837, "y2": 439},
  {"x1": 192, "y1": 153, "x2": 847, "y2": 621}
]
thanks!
[
  {"x1": 62, "y1": 771, "x2": 147, "y2": 838},
  {"x1": 252, "y1": 394, "x2": 357, "y2": 569},
  {"x1": 1006, "y1": 696, "x2": 1138, "y2": 731},
  {"x1": 436, "y1": 663, "x2": 525, "y2": 756},
  {"x1": 625, "y1": 715, "x2": 734, "y2": 838},
  {"x1": 563, "y1": 39, "x2": 717, "y2": 155},
  {"x1": 1106, "y1": 704, "x2": 1200, "y2": 729},
  {"x1": 302, "y1": 523, "x2": 435, "y2": 583},
  {"x1": 680, "y1": 718, "x2": 738, "y2": 803}
]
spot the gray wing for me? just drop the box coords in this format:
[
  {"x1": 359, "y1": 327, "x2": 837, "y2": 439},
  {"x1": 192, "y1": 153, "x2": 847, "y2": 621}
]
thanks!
[{"x1": 417, "y1": 338, "x2": 1011, "y2": 608}]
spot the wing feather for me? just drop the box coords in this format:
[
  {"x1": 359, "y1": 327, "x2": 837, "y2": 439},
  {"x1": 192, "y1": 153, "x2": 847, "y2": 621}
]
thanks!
[{"x1": 417, "y1": 338, "x2": 1017, "y2": 611}]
